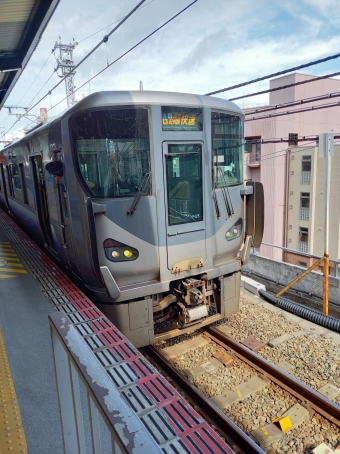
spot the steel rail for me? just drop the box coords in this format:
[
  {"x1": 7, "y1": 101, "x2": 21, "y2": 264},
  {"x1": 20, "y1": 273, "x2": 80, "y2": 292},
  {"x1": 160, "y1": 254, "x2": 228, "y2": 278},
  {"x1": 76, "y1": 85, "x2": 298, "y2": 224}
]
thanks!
[
  {"x1": 141, "y1": 345, "x2": 265, "y2": 454},
  {"x1": 203, "y1": 326, "x2": 340, "y2": 427}
]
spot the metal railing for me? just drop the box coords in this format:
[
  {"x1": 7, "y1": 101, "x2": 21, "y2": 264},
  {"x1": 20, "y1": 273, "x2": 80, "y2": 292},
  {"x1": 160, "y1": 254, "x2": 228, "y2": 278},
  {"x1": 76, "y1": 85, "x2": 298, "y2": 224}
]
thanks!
[
  {"x1": 260, "y1": 242, "x2": 339, "y2": 278},
  {"x1": 49, "y1": 312, "x2": 161, "y2": 454},
  {"x1": 248, "y1": 150, "x2": 261, "y2": 165}
]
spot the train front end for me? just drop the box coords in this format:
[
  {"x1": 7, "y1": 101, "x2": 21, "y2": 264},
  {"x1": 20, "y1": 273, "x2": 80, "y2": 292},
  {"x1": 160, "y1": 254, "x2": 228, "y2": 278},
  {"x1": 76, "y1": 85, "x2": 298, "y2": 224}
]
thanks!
[{"x1": 69, "y1": 91, "x2": 264, "y2": 347}]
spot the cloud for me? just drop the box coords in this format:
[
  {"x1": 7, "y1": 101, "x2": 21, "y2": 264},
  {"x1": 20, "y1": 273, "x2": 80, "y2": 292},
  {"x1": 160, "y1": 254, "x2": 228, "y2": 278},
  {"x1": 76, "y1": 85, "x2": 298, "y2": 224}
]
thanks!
[{"x1": 2, "y1": 0, "x2": 340, "y2": 144}]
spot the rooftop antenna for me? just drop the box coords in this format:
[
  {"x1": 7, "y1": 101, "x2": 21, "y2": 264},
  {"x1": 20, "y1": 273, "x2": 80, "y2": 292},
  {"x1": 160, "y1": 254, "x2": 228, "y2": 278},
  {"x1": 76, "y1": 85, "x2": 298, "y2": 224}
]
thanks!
[{"x1": 139, "y1": 81, "x2": 144, "y2": 91}]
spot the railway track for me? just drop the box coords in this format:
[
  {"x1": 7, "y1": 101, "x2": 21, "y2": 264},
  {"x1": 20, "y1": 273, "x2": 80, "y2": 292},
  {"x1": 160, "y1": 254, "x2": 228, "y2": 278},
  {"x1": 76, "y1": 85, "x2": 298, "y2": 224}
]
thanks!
[
  {"x1": 142, "y1": 325, "x2": 340, "y2": 453},
  {"x1": 204, "y1": 326, "x2": 340, "y2": 429},
  {"x1": 141, "y1": 344, "x2": 265, "y2": 454}
]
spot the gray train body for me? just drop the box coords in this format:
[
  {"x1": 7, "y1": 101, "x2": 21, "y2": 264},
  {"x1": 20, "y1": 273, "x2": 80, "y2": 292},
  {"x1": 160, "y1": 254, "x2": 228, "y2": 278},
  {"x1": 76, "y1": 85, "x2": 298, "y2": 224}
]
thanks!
[{"x1": 0, "y1": 91, "x2": 263, "y2": 347}]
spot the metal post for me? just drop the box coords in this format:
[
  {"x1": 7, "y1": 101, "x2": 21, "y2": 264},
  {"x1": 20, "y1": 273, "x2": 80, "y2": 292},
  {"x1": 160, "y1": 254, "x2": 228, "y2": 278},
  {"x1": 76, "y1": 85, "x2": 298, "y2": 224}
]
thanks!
[
  {"x1": 275, "y1": 257, "x2": 324, "y2": 298},
  {"x1": 320, "y1": 133, "x2": 333, "y2": 315}
]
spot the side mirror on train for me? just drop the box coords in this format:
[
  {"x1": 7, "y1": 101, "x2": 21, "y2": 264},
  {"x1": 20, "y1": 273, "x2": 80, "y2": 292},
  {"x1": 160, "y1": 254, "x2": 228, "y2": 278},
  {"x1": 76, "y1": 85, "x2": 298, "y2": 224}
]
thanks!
[
  {"x1": 45, "y1": 161, "x2": 63, "y2": 177},
  {"x1": 245, "y1": 181, "x2": 264, "y2": 248}
]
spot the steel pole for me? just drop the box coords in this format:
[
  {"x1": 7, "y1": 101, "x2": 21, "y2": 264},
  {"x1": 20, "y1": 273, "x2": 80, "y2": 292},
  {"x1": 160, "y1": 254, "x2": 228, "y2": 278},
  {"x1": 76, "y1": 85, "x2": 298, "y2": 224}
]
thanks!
[{"x1": 323, "y1": 134, "x2": 331, "y2": 315}]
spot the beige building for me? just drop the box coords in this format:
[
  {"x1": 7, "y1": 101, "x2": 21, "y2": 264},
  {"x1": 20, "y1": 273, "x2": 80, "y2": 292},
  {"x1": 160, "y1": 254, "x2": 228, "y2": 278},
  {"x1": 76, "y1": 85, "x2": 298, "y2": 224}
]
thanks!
[
  {"x1": 285, "y1": 143, "x2": 340, "y2": 273},
  {"x1": 244, "y1": 73, "x2": 340, "y2": 261}
]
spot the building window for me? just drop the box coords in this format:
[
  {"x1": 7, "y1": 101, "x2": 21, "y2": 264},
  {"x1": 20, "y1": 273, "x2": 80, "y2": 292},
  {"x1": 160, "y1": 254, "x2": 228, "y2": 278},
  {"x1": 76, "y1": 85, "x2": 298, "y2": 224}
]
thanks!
[
  {"x1": 289, "y1": 133, "x2": 298, "y2": 146},
  {"x1": 299, "y1": 227, "x2": 308, "y2": 253},
  {"x1": 301, "y1": 155, "x2": 311, "y2": 184},
  {"x1": 300, "y1": 192, "x2": 310, "y2": 220},
  {"x1": 298, "y1": 261, "x2": 307, "y2": 268},
  {"x1": 245, "y1": 136, "x2": 261, "y2": 165}
]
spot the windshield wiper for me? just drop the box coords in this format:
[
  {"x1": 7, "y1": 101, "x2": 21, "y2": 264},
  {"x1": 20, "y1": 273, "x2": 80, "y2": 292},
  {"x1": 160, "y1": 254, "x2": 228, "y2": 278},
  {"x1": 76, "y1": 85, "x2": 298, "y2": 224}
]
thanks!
[{"x1": 127, "y1": 172, "x2": 150, "y2": 215}]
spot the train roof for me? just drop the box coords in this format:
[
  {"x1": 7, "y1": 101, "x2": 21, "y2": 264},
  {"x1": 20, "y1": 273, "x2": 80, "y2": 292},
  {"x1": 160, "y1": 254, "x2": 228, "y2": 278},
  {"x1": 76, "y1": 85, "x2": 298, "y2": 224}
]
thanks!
[
  {"x1": 6, "y1": 91, "x2": 243, "y2": 147},
  {"x1": 64, "y1": 90, "x2": 244, "y2": 117}
]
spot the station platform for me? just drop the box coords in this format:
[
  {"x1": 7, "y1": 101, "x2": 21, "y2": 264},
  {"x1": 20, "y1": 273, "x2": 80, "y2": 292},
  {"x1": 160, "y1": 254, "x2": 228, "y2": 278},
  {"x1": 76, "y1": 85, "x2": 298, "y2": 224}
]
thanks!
[{"x1": 0, "y1": 208, "x2": 235, "y2": 454}]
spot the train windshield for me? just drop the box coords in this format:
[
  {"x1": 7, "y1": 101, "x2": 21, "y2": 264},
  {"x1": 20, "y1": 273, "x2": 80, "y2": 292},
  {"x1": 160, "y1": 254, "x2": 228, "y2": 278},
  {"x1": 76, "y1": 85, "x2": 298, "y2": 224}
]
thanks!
[
  {"x1": 211, "y1": 112, "x2": 243, "y2": 187},
  {"x1": 71, "y1": 108, "x2": 150, "y2": 198}
]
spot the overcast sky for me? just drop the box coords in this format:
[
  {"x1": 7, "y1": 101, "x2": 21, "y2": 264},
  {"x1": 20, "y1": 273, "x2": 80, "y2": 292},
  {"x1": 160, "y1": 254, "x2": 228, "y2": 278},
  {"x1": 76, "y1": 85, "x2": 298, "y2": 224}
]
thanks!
[{"x1": 1, "y1": 0, "x2": 340, "y2": 143}]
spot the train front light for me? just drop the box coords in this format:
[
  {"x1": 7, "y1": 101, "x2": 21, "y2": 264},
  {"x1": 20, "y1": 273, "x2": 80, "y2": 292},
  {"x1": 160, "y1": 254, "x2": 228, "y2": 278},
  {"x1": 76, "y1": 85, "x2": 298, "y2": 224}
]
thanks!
[
  {"x1": 226, "y1": 218, "x2": 243, "y2": 241},
  {"x1": 103, "y1": 239, "x2": 139, "y2": 262}
]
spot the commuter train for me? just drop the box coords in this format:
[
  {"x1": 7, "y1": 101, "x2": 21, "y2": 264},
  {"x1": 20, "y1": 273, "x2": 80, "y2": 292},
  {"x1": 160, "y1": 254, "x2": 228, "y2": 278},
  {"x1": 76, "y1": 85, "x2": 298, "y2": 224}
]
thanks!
[{"x1": 0, "y1": 91, "x2": 264, "y2": 347}]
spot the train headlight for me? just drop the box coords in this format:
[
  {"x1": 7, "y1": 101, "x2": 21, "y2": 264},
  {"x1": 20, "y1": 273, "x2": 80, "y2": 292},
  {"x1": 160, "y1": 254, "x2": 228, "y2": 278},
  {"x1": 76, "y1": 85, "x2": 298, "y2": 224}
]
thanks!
[
  {"x1": 103, "y1": 239, "x2": 139, "y2": 262},
  {"x1": 226, "y1": 218, "x2": 243, "y2": 241}
]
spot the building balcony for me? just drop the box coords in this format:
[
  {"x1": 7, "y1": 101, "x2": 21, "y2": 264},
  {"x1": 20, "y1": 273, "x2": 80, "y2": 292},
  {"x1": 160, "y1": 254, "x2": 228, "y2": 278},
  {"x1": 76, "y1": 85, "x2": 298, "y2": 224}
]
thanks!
[
  {"x1": 300, "y1": 207, "x2": 309, "y2": 220},
  {"x1": 298, "y1": 241, "x2": 308, "y2": 253},
  {"x1": 301, "y1": 172, "x2": 311, "y2": 184},
  {"x1": 248, "y1": 151, "x2": 261, "y2": 168}
]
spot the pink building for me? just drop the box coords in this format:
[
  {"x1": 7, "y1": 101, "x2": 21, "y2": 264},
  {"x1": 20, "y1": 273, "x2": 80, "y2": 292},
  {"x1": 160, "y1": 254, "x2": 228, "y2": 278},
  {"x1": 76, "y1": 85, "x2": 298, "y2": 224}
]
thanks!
[{"x1": 244, "y1": 73, "x2": 340, "y2": 260}]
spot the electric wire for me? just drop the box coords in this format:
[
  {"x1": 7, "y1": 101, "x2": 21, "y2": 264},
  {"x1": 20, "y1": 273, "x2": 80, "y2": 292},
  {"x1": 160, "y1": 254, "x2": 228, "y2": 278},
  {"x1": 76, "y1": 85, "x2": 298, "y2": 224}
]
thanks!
[
  {"x1": 0, "y1": 0, "x2": 148, "y2": 140},
  {"x1": 26, "y1": 69, "x2": 57, "y2": 107},
  {"x1": 78, "y1": 0, "x2": 156, "y2": 43},
  {"x1": 229, "y1": 70, "x2": 340, "y2": 102},
  {"x1": 34, "y1": 1, "x2": 199, "y2": 116},
  {"x1": 245, "y1": 91, "x2": 340, "y2": 116},
  {"x1": 205, "y1": 51, "x2": 340, "y2": 96},
  {"x1": 16, "y1": 49, "x2": 55, "y2": 105},
  {"x1": 245, "y1": 99, "x2": 340, "y2": 122}
]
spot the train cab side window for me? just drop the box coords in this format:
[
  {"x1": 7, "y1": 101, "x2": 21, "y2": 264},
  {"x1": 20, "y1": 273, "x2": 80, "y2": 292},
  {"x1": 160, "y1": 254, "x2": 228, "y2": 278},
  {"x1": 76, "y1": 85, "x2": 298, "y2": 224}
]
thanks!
[
  {"x1": 211, "y1": 111, "x2": 244, "y2": 187},
  {"x1": 72, "y1": 108, "x2": 150, "y2": 199},
  {"x1": 5, "y1": 166, "x2": 13, "y2": 196}
]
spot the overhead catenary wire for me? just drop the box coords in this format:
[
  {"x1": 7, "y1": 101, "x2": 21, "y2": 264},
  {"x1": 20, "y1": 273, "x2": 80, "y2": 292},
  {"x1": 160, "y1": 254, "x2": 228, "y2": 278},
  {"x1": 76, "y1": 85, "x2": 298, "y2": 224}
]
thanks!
[
  {"x1": 26, "y1": 1, "x2": 199, "y2": 118},
  {"x1": 0, "y1": 0, "x2": 148, "y2": 140},
  {"x1": 229, "y1": 70, "x2": 340, "y2": 102},
  {"x1": 205, "y1": 51, "x2": 340, "y2": 96},
  {"x1": 16, "y1": 49, "x2": 55, "y2": 105},
  {"x1": 1, "y1": 0, "x2": 198, "y2": 142},
  {"x1": 78, "y1": 0, "x2": 156, "y2": 43}
]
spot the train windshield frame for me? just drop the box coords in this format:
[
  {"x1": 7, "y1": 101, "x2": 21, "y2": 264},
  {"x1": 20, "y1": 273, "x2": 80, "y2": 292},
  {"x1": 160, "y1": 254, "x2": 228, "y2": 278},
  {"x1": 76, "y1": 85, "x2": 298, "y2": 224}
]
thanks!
[
  {"x1": 211, "y1": 111, "x2": 244, "y2": 187},
  {"x1": 71, "y1": 107, "x2": 151, "y2": 198}
]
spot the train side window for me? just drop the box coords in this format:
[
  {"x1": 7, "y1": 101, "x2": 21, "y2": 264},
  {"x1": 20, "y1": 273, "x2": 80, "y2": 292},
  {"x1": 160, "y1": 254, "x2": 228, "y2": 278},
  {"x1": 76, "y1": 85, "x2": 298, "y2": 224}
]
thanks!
[
  {"x1": 0, "y1": 164, "x2": 2, "y2": 192},
  {"x1": 5, "y1": 166, "x2": 13, "y2": 196},
  {"x1": 19, "y1": 164, "x2": 28, "y2": 204},
  {"x1": 10, "y1": 164, "x2": 24, "y2": 202}
]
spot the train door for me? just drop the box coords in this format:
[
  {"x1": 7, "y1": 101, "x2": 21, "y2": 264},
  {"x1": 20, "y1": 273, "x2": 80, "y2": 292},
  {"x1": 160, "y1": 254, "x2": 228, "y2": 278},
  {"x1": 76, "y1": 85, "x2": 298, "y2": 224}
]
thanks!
[
  {"x1": 0, "y1": 164, "x2": 10, "y2": 212},
  {"x1": 44, "y1": 163, "x2": 71, "y2": 265},
  {"x1": 163, "y1": 141, "x2": 207, "y2": 270},
  {"x1": 30, "y1": 156, "x2": 56, "y2": 248}
]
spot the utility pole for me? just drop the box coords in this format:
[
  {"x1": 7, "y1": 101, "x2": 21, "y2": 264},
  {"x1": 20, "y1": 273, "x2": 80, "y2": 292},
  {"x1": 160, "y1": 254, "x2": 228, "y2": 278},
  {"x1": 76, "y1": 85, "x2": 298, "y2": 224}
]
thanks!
[
  {"x1": 54, "y1": 37, "x2": 78, "y2": 108},
  {"x1": 319, "y1": 133, "x2": 334, "y2": 315}
]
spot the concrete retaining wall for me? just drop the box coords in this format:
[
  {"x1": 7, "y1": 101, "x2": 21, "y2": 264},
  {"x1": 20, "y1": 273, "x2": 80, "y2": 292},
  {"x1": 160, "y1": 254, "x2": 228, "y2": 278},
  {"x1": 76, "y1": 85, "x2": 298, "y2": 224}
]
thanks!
[{"x1": 243, "y1": 254, "x2": 340, "y2": 301}]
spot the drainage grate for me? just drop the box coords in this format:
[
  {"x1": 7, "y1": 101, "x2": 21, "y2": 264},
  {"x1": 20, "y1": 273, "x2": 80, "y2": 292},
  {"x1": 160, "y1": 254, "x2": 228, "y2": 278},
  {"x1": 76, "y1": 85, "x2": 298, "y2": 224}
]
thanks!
[
  {"x1": 107, "y1": 362, "x2": 140, "y2": 388},
  {"x1": 95, "y1": 349, "x2": 121, "y2": 368},
  {"x1": 141, "y1": 408, "x2": 177, "y2": 445},
  {"x1": 139, "y1": 376, "x2": 177, "y2": 405},
  {"x1": 121, "y1": 385, "x2": 154, "y2": 415},
  {"x1": 161, "y1": 439, "x2": 192, "y2": 454}
]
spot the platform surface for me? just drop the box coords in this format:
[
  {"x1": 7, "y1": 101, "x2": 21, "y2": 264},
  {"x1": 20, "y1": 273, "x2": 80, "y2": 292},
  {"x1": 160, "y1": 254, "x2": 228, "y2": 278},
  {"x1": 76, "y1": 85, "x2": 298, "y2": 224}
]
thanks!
[{"x1": 0, "y1": 209, "x2": 235, "y2": 454}]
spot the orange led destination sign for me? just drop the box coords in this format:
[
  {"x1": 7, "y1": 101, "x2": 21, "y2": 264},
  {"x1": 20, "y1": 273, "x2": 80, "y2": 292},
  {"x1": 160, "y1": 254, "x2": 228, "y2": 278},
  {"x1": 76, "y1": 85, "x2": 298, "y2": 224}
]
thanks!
[{"x1": 162, "y1": 107, "x2": 203, "y2": 131}]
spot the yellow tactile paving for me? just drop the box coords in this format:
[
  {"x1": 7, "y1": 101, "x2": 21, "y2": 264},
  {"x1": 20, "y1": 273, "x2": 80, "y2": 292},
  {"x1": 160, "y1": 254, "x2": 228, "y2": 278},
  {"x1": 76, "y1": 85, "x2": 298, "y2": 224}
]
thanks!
[
  {"x1": 0, "y1": 268, "x2": 26, "y2": 274},
  {"x1": 0, "y1": 257, "x2": 20, "y2": 262},
  {"x1": 0, "y1": 427, "x2": 28, "y2": 454},
  {"x1": 0, "y1": 243, "x2": 27, "y2": 278},
  {"x1": 0, "y1": 327, "x2": 27, "y2": 453}
]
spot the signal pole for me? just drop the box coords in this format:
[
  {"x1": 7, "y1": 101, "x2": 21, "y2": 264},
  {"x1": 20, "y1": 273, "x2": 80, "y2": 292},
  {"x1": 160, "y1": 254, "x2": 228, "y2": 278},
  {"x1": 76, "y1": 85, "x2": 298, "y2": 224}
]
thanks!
[
  {"x1": 54, "y1": 37, "x2": 78, "y2": 107},
  {"x1": 319, "y1": 133, "x2": 334, "y2": 315}
]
